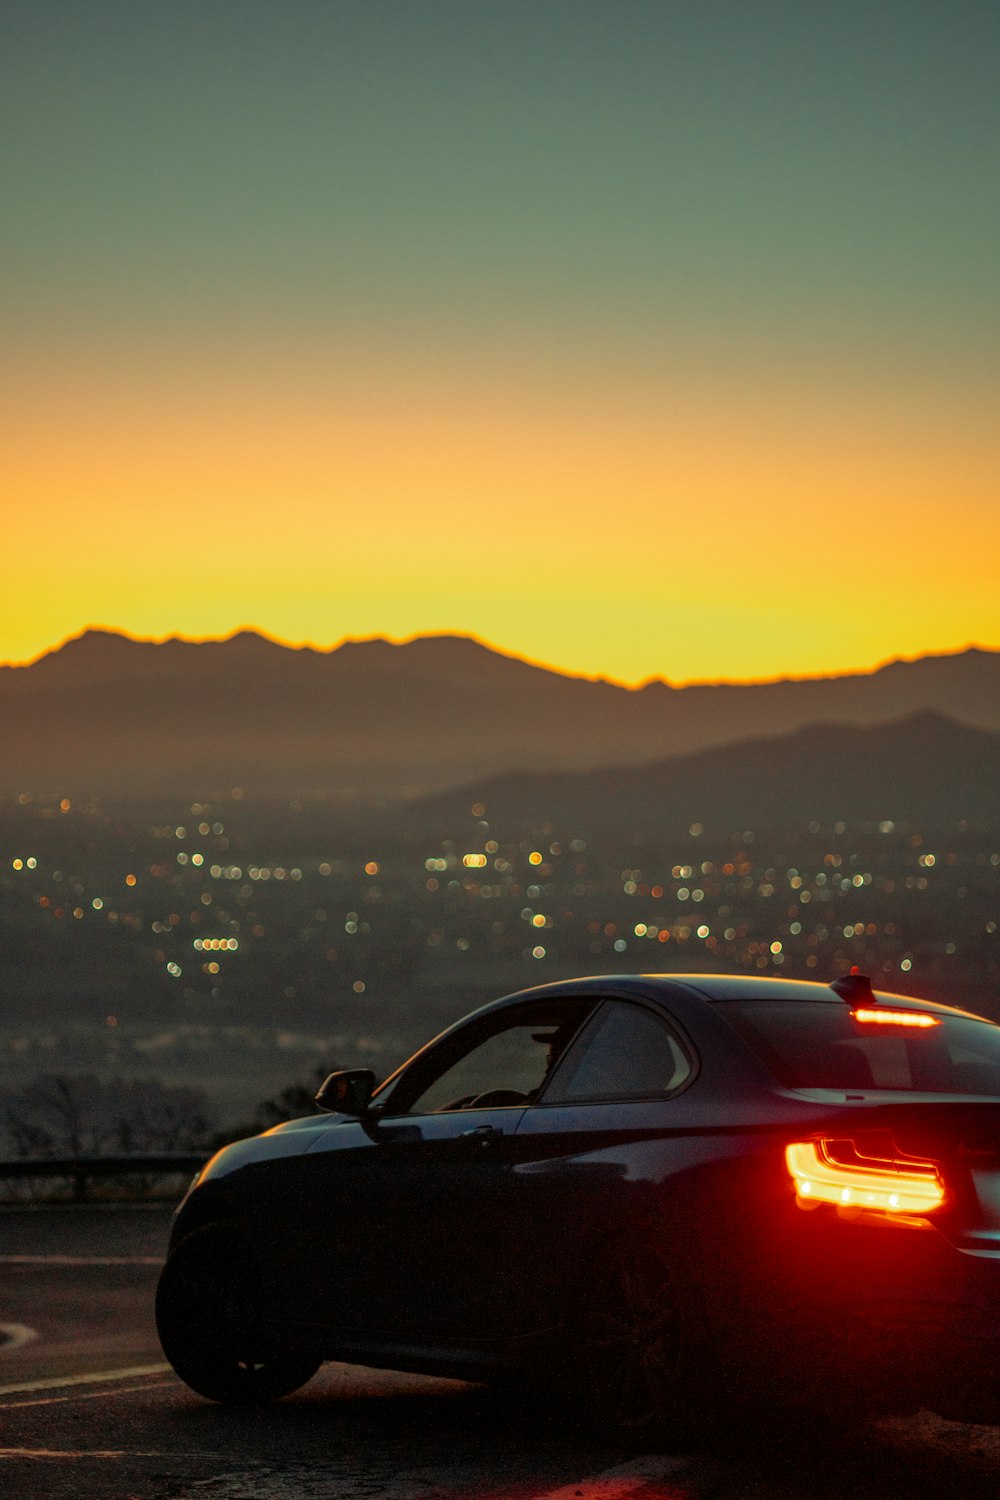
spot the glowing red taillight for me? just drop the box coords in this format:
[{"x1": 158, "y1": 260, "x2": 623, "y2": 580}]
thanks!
[
  {"x1": 786, "y1": 1138, "x2": 945, "y2": 1215},
  {"x1": 851, "y1": 1008, "x2": 941, "y2": 1028}
]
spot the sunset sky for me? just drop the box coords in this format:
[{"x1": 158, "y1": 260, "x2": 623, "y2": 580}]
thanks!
[{"x1": 3, "y1": 0, "x2": 998, "y2": 685}]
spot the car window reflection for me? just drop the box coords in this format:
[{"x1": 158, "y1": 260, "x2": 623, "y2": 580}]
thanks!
[{"x1": 541, "y1": 1001, "x2": 693, "y2": 1103}]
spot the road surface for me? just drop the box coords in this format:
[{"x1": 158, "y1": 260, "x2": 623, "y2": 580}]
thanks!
[{"x1": 4, "y1": 1206, "x2": 1000, "y2": 1499}]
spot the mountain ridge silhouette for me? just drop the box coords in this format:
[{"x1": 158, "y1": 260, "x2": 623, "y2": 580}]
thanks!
[
  {"x1": 407, "y1": 710, "x2": 1000, "y2": 835},
  {"x1": 1, "y1": 629, "x2": 998, "y2": 798}
]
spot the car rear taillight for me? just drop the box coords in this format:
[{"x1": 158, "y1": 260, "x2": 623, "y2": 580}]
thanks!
[
  {"x1": 786, "y1": 1137, "x2": 945, "y2": 1215},
  {"x1": 851, "y1": 1007, "x2": 941, "y2": 1028}
]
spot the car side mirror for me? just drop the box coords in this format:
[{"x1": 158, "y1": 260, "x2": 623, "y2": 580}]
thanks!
[{"x1": 315, "y1": 1068, "x2": 377, "y2": 1117}]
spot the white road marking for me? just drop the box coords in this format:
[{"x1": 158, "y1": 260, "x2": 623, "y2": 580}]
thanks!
[
  {"x1": 0, "y1": 1448, "x2": 146, "y2": 1460},
  {"x1": 0, "y1": 1363, "x2": 171, "y2": 1396},
  {"x1": 0, "y1": 1448, "x2": 206, "y2": 1461},
  {"x1": 0, "y1": 1379, "x2": 179, "y2": 1410},
  {"x1": 0, "y1": 1322, "x2": 38, "y2": 1350},
  {"x1": 0, "y1": 1254, "x2": 162, "y2": 1266}
]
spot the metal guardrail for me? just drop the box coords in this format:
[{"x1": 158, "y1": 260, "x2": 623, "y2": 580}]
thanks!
[{"x1": 0, "y1": 1153, "x2": 208, "y2": 1202}]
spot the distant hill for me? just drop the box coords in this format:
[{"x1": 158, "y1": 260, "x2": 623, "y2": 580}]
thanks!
[
  {"x1": 1, "y1": 630, "x2": 999, "y2": 798},
  {"x1": 409, "y1": 713, "x2": 1000, "y2": 836}
]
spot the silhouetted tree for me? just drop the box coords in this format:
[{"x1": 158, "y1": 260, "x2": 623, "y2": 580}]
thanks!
[
  {"x1": 1, "y1": 1073, "x2": 216, "y2": 1158},
  {"x1": 213, "y1": 1063, "x2": 341, "y2": 1146}
]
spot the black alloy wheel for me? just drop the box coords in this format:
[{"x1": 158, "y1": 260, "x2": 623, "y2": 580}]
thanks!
[
  {"x1": 573, "y1": 1235, "x2": 708, "y2": 1447},
  {"x1": 156, "y1": 1222, "x2": 320, "y2": 1404}
]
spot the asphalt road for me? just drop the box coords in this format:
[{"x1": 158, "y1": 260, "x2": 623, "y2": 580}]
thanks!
[{"x1": 4, "y1": 1207, "x2": 1000, "y2": 1500}]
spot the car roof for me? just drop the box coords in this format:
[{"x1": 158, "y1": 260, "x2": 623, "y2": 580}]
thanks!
[
  {"x1": 661, "y1": 973, "x2": 987, "y2": 1020},
  {"x1": 494, "y1": 972, "x2": 989, "y2": 1024}
]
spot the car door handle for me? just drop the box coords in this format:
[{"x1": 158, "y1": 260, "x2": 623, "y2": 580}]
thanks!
[{"x1": 460, "y1": 1124, "x2": 502, "y2": 1140}]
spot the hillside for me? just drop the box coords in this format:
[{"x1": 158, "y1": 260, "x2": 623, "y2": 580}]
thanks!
[
  {"x1": 1, "y1": 630, "x2": 998, "y2": 797},
  {"x1": 408, "y1": 712, "x2": 1000, "y2": 836}
]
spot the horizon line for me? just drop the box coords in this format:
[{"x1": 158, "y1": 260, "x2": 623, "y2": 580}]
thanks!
[{"x1": 2, "y1": 625, "x2": 996, "y2": 693}]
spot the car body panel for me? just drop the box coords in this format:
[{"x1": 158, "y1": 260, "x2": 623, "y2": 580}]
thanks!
[
  {"x1": 165, "y1": 974, "x2": 1000, "y2": 1420},
  {"x1": 288, "y1": 1103, "x2": 529, "y2": 1339}
]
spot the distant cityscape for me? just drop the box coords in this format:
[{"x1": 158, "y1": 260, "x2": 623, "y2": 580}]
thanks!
[{"x1": 2, "y1": 789, "x2": 998, "y2": 1119}]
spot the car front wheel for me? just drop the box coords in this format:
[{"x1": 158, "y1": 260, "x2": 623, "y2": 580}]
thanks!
[{"x1": 156, "y1": 1222, "x2": 320, "y2": 1404}]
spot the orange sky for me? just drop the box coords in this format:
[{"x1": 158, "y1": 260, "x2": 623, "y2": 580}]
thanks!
[
  {"x1": 4, "y1": 4, "x2": 998, "y2": 685},
  {"x1": 3, "y1": 335, "x2": 998, "y2": 684}
]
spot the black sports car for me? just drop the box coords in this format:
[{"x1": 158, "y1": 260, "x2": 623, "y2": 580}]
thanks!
[{"x1": 157, "y1": 972, "x2": 1000, "y2": 1441}]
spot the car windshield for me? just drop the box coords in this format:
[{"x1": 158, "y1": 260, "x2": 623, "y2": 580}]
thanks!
[{"x1": 714, "y1": 1001, "x2": 1000, "y2": 1094}]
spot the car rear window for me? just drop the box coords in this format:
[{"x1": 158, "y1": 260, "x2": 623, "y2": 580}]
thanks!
[
  {"x1": 714, "y1": 1001, "x2": 1000, "y2": 1094},
  {"x1": 541, "y1": 1001, "x2": 693, "y2": 1103}
]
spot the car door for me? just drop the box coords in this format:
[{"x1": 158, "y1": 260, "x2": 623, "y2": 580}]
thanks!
[
  {"x1": 501, "y1": 996, "x2": 707, "y2": 1339},
  {"x1": 288, "y1": 995, "x2": 596, "y2": 1342}
]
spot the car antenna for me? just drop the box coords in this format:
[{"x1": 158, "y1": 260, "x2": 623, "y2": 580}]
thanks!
[{"x1": 829, "y1": 967, "x2": 876, "y2": 1005}]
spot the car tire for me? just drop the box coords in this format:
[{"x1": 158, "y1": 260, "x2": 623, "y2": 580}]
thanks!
[
  {"x1": 570, "y1": 1233, "x2": 713, "y2": 1449},
  {"x1": 156, "y1": 1222, "x2": 320, "y2": 1404}
]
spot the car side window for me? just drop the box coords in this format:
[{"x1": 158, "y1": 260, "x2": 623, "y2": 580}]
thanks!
[
  {"x1": 385, "y1": 999, "x2": 595, "y2": 1114},
  {"x1": 540, "y1": 1001, "x2": 693, "y2": 1104}
]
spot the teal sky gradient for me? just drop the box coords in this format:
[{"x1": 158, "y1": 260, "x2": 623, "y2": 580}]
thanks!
[{"x1": 6, "y1": 1, "x2": 997, "y2": 351}]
